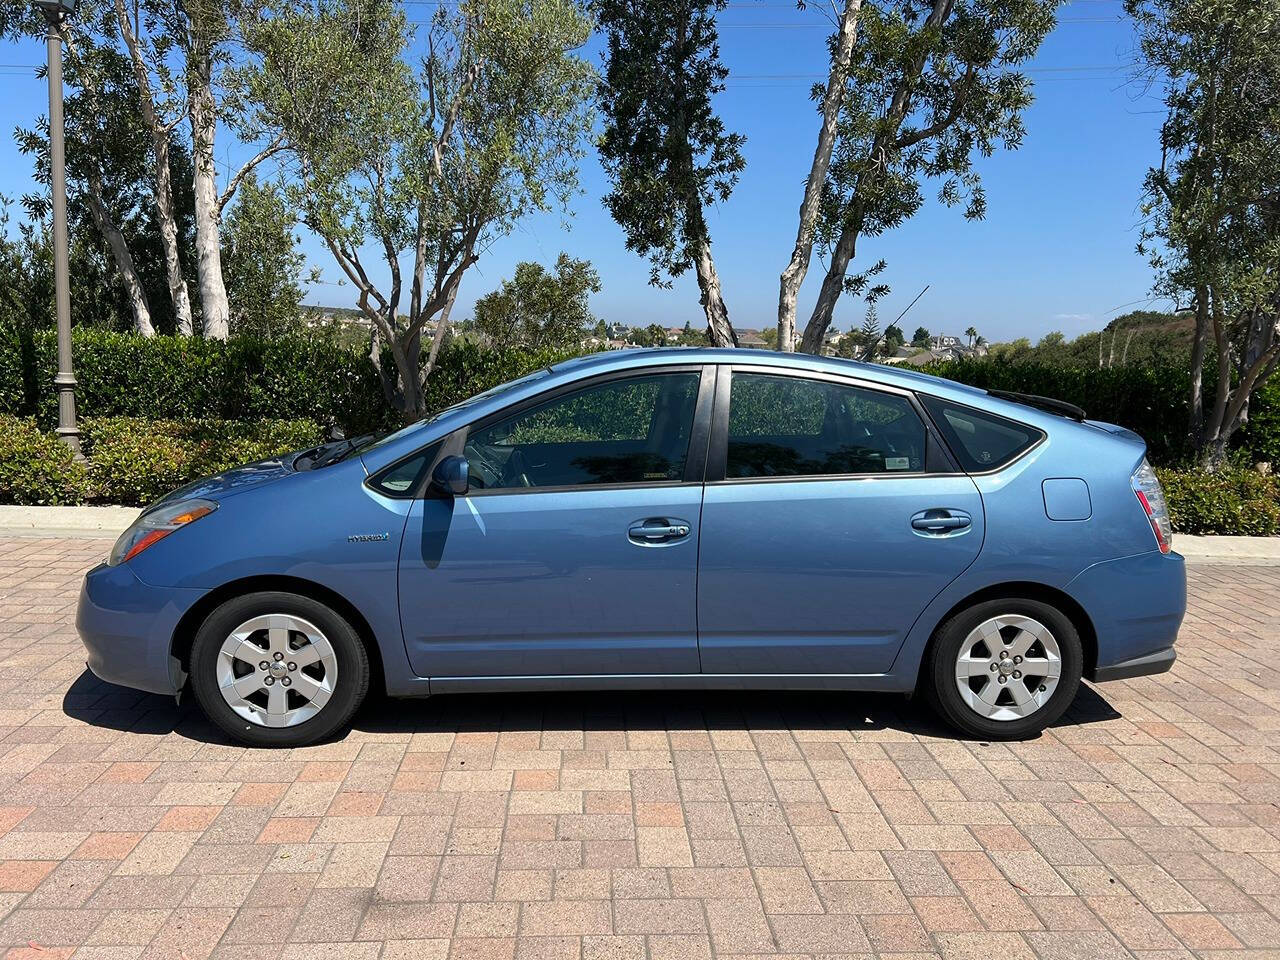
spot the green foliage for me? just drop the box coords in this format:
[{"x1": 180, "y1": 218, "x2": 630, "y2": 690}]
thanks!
[
  {"x1": 595, "y1": 0, "x2": 744, "y2": 289},
  {"x1": 626, "y1": 324, "x2": 670, "y2": 347},
  {"x1": 911, "y1": 326, "x2": 930, "y2": 347},
  {"x1": 238, "y1": 0, "x2": 596, "y2": 419},
  {"x1": 82, "y1": 417, "x2": 321, "y2": 506},
  {"x1": 474, "y1": 254, "x2": 600, "y2": 351},
  {"x1": 1157, "y1": 466, "x2": 1280, "y2": 536},
  {"x1": 1128, "y1": 0, "x2": 1280, "y2": 460},
  {"x1": 0, "y1": 416, "x2": 86, "y2": 505},
  {"x1": 222, "y1": 175, "x2": 309, "y2": 337}
]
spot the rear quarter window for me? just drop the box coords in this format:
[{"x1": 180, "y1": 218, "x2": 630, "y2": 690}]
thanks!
[{"x1": 920, "y1": 395, "x2": 1043, "y2": 472}]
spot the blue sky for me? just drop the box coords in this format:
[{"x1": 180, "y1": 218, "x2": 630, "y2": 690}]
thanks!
[{"x1": 0, "y1": 0, "x2": 1167, "y2": 342}]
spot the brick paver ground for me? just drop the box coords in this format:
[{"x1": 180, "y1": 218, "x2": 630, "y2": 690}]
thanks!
[{"x1": 2, "y1": 536, "x2": 1280, "y2": 959}]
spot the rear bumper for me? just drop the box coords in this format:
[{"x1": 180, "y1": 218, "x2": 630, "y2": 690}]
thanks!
[
  {"x1": 1089, "y1": 645, "x2": 1176, "y2": 682},
  {"x1": 76, "y1": 562, "x2": 204, "y2": 696},
  {"x1": 1066, "y1": 549, "x2": 1186, "y2": 682}
]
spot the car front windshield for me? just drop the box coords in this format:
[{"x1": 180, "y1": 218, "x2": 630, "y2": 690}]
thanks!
[{"x1": 353, "y1": 367, "x2": 556, "y2": 456}]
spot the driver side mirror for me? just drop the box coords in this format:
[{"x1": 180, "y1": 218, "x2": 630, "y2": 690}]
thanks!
[{"x1": 430, "y1": 455, "x2": 469, "y2": 496}]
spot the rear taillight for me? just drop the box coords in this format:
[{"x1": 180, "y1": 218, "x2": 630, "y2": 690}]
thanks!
[{"x1": 1131, "y1": 458, "x2": 1172, "y2": 554}]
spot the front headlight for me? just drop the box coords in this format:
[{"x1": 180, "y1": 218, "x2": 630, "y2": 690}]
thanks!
[{"x1": 108, "y1": 498, "x2": 218, "y2": 566}]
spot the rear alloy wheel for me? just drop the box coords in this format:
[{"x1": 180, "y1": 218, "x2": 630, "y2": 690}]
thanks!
[
  {"x1": 191, "y1": 592, "x2": 369, "y2": 747},
  {"x1": 925, "y1": 598, "x2": 1082, "y2": 740}
]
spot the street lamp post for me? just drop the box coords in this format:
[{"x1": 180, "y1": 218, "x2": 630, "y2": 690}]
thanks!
[{"x1": 35, "y1": 0, "x2": 82, "y2": 460}]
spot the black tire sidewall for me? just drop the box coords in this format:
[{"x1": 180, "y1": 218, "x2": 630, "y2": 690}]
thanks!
[
  {"x1": 927, "y1": 598, "x2": 1082, "y2": 741},
  {"x1": 190, "y1": 591, "x2": 369, "y2": 747}
]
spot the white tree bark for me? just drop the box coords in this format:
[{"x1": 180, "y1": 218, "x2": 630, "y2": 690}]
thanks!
[
  {"x1": 85, "y1": 175, "x2": 154, "y2": 337},
  {"x1": 113, "y1": 0, "x2": 194, "y2": 335},
  {"x1": 190, "y1": 48, "x2": 231, "y2": 339},
  {"x1": 777, "y1": 0, "x2": 863, "y2": 352},
  {"x1": 694, "y1": 238, "x2": 737, "y2": 347}
]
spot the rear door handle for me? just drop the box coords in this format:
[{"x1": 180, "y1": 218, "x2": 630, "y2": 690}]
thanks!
[
  {"x1": 628, "y1": 518, "x2": 692, "y2": 545},
  {"x1": 910, "y1": 509, "x2": 972, "y2": 534}
]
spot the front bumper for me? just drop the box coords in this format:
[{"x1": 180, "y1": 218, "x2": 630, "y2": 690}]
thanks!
[
  {"x1": 1066, "y1": 549, "x2": 1187, "y2": 683},
  {"x1": 76, "y1": 562, "x2": 205, "y2": 696}
]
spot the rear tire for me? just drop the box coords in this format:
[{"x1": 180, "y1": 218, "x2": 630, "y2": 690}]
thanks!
[
  {"x1": 924, "y1": 597, "x2": 1082, "y2": 741},
  {"x1": 190, "y1": 591, "x2": 369, "y2": 747}
]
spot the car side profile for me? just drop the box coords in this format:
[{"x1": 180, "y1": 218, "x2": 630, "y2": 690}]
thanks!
[{"x1": 77, "y1": 348, "x2": 1186, "y2": 746}]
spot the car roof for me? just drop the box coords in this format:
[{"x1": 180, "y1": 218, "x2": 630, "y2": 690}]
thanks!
[{"x1": 547, "y1": 347, "x2": 991, "y2": 398}]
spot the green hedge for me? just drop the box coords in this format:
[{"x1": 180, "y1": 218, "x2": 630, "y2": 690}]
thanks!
[
  {"x1": 0, "y1": 416, "x2": 321, "y2": 507},
  {"x1": 82, "y1": 417, "x2": 322, "y2": 506},
  {"x1": 0, "y1": 416, "x2": 86, "y2": 505},
  {"x1": 921, "y1": 357, "x2": 1280, "y2": 467},
  {"x1": 1, "y1": 328, "x2": 578, "y2": 436},
  {"x1": 1158, "y1": 467, "x2": 1280, "y2": 537}
]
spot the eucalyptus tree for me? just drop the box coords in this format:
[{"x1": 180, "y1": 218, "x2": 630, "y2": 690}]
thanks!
[
  {"x1": 777, "y1": 0, "x2": 865, "y2": 351},
  {"x1": 239, "y1": 0, "x2": 595, "y2": 421},
  {"x1": 796, "y1": 0, "x2": 1060, "y2": 355},
  {"x1": 595, "y1": 0, "x2": 744, "y2": 347},
  {"x1": 1129, "y1": 0, "x2": 1280, "y2": 468}
]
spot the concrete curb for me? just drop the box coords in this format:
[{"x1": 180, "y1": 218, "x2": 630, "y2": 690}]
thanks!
[
  {"x1": 0, "y1": 505, "x2": 139, "y2": 540},
  {"x1": 2, "y1": 506, "x2": 1279, "y2": 563}
]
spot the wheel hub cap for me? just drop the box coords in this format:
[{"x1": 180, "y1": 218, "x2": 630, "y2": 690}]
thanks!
[
  {"x1": 954, "y1": 614, "x2": 1062, "y2": 722},
  {"x1": 215, "y1": 614, "x2": 338, "y2": 729}
]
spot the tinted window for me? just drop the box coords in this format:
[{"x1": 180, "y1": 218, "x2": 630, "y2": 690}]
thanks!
[
  {"x1": 726, "y1": 373, "x2": 926, "y2": 478},
  {"x1": 920, "y1": 395, "x2": 1042, "y2": 471},
  {"x1": 465, "y1": 372, "x2": 700, "y2": 490}
]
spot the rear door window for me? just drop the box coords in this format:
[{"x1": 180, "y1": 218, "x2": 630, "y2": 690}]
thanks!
[
  {"x1": 725, "y1": 373, "x2": 927, "y2": 478},
  {"x1": 920, "y1": 395, "x2": 1043, "y2": 472}
]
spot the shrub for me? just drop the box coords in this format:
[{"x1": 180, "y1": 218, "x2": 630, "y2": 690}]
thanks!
[
  {"x1": 1157, "y1": 466, "x2": 1280, "y2": 536},
  {"x1": 82, "y1": 417, "x2": 322, "y2": 506},
  {"x1": 0, "y1": 416, "x2": 85, "y2": 505}
]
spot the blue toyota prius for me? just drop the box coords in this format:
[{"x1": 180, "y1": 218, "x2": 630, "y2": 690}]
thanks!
[{"x1": 77, "y1": 348, "x2": 1186, "y2": 746}]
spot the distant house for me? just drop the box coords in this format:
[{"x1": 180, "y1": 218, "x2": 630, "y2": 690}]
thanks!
[
  {"x1": 737, "y1": 328, "x2": 767, "y2": 347},
  {"x1": 932, "y1": 334, "x2": 962, "y2": 350}
]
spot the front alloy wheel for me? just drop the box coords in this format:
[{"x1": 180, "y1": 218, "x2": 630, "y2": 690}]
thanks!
[
  {"x1": 191, "y1": 592, "x2": 369, "y2": 747},
  {"x1": 926, "y1": 598, "x2": 1082, "y2": 741}
]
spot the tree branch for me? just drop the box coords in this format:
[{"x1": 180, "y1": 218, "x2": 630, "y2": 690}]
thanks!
[{"x1": 218, "y1": 136, "x2": 287, "y2": 213}]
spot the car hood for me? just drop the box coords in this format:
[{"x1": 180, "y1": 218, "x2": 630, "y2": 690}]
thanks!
[{"x1": 151, "y1": 455, "x2": 298, "y2": 510}]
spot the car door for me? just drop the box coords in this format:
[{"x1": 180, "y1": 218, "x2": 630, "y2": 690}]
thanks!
[
  {"x1": 397, "y1": 365, "x2": 713, "y2": 680},
  {"x1": 697, "y1": 365, "x2": 984, "y2": 676}
]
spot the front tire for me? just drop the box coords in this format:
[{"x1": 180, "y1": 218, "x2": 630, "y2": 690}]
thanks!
[
  {"x1": 924, "y1": 597, "x2": 1082, "y2": 741},
  {"x1": 190, "y1": 591, "x2": 369, "y2": 747}
]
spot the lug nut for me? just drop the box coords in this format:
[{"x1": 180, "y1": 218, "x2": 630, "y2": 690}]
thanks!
[
  {"x1": 282, "y1": 677, "x2": 291, "y2": 687},
  {"x1": 264, "y1": 676, "x2": 275, "y2": 685},
  {"x1": 288, "y1": 662, "x2": 298, "y2": 671},
  {"x1": 1013, "y1": 670, "x2": 1022, "y2": 679},
  {"x1": 1039, "y1": 685, "x2": 1047, "y2": 692},
  {"x1": 1013, "y1": 656, "x2": 1022, "y2": 664},
  {"x1": 259, "y1": 661, "x2": 269, "y2": 670},
  {"x1": 998, "y1": 676, "x2": 1007, "y2": 684},
  {"x1": 273, "y1": 651, "x2": 284, "y2": 662},
  {"x1": 990, "y1": 663, "x2": 998, "y2": 672}
]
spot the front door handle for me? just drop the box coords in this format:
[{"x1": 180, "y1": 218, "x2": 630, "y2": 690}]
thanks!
[
  {"x1": 910, "y1": 509, "x2": 972, "y2": 534},
  {"x1": 628, "y1": 518, "x2": 692, "y2": 545}
]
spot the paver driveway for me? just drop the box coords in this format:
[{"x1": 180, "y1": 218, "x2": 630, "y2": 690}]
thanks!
[{"x1": 2, "y1": 537, "x2": 1280, "y2": 960}]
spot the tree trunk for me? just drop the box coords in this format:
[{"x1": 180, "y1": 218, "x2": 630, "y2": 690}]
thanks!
[
  {"x1": 1187, "y1": 285, "x2": 1208, "y2": 445},
  {"x1": 111, "y1": 0, "x2": 194, "y2": 335},
  {"x1": 152, "y1": 132, "x2": 195, "y2": 336},
  {"x1": 190, "y1": 49, "x2": 231, "y2": 339},
  {"x1": 777, "y1": 0, "x2": 863, "y2": 352},
  {"x1": 84, "y1": 177, "x2": 154, "y2": 337},
  {"x1": 799, "y1": 210, "x2": 859, "y2": 354},
  {"x1": 693, "y1": 238, "x2": 737, "y2": 348}
]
